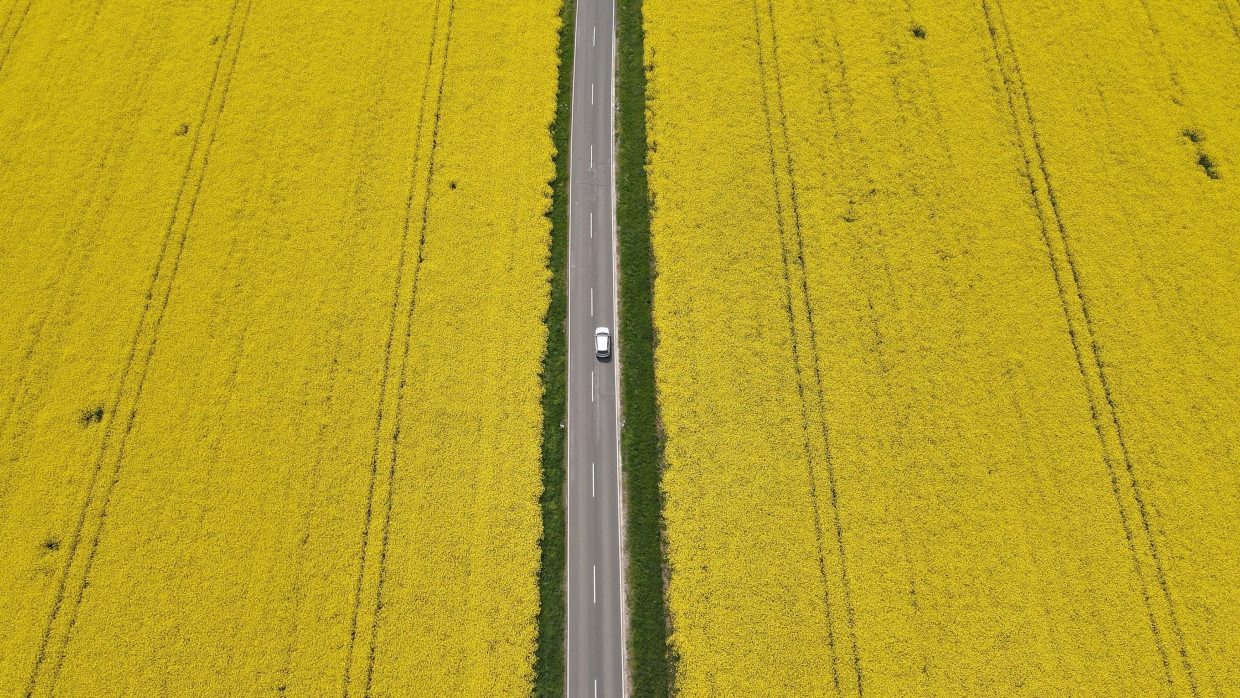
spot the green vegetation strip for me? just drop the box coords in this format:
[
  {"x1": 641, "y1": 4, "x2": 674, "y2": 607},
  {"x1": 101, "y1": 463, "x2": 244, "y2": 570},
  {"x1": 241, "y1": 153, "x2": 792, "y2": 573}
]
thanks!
[
  {"x1": 533, "y1": 0, "x2": 575, "y2": 694},
  {"x1": 616, "y1": 0, "x2": 674, "y2": 694}
]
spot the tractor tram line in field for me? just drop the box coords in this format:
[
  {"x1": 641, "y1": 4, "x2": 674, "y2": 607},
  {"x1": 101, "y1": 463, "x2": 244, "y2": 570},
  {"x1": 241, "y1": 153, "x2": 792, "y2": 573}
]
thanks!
[
  {"x1": 751, "y1": 0, "x2": 863, "y2": 694},
  {"x1": 341, "y1": 1, "x2": 455, "y2": 694},
  {"x1": 24, "y1": 1, "x2": 254, "y2": 693},
  {"x1": 980, "y1": 1, "x2": 1197, "y2": 691},
  {"x1": 357, "y1": 1, "x2": 457, "y2": 690},
  {"x1": 0, "y1": 0, "x2": 35, "y2": 74},
  {"x1": 277, "y1": 6, "x2": 402, "y2": 686}
]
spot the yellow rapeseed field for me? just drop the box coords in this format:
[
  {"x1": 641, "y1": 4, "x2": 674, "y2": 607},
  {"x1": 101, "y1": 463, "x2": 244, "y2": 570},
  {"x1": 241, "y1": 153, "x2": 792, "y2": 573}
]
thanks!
[
  {"x1": 0, "y1": 0, "x2": 560, "y2": 695},
  {"x1": 644, "y1": 0, "x2": 1239, "y2": 694}
]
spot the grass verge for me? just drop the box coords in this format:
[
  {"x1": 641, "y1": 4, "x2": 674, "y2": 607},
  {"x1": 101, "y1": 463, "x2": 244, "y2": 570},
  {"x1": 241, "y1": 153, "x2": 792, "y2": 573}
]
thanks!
[
  {"x1": 533, "y1": 0, "x2": 575, "y2": 694},
  {"x1": 615, "y1": 0, "x2": 673, "y2": 694}
]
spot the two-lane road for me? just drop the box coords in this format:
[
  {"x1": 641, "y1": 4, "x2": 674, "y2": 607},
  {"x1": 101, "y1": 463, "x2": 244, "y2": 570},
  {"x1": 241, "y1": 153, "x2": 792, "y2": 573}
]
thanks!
[{"x1": 565, "y1": 0, "x2": 624, "y2": 694}]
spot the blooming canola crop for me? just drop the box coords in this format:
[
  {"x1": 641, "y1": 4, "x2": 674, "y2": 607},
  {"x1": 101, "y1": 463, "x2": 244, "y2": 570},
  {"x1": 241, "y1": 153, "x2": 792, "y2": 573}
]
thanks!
[
  {"x1": 0, "y1": 0, "x2": 561, "y2": 695},
  {"x1": 643, "y1": 0, "x2": 1240, "y2": 694}
]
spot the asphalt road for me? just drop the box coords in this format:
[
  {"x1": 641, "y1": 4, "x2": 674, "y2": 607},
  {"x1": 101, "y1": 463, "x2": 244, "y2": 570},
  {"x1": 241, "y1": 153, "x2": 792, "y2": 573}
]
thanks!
[{"x1": 565, "y1": 0, "x2": 625, "y2": 694}]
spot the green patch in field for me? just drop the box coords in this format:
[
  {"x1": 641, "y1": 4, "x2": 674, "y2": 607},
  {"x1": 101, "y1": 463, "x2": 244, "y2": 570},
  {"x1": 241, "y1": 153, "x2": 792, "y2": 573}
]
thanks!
[
  {"x1": 616, "y1": 0, "x2": 674, "y2": 694},
  {"x1": 534, "y1": 0, "x2": 575, "y2": 694}
]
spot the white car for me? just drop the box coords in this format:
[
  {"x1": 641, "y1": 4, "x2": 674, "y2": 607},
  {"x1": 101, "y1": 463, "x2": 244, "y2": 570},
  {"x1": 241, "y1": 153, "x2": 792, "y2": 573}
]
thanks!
[{"x1": 595, "y1": 327, "x2": 612, "y2": 358}]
